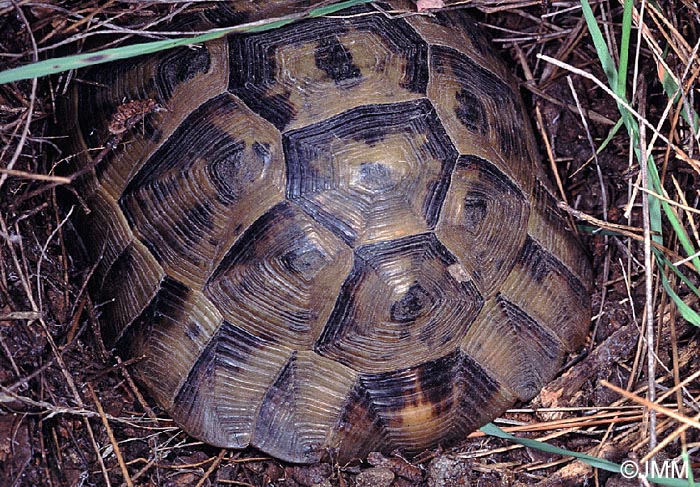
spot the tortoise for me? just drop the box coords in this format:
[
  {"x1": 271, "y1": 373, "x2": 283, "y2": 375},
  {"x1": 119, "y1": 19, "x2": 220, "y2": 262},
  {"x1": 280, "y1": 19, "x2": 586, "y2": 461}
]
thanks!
[{"x1": 63, "y1": 0, "x2": 592, "y2": 464}]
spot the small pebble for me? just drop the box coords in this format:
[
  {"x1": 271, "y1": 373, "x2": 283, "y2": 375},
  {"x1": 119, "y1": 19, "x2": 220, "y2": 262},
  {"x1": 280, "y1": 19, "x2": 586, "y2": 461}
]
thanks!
[{"x1": 355, "y1": 466, "x2": 395, "y2": 487}]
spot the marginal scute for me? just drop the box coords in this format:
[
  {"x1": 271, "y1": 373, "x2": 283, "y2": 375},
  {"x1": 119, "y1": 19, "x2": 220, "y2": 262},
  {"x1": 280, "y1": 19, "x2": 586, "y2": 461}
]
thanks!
[
  {"x1": 157, "y1": 46, "x2": 212, "y2": 100},
  {"x1": 98, "y1": 240, "x2": 164, "y2": 348},
  {"x1": 329, "y1": 349, "x2": 515, "y2": 457},
  {"x1": 500, "y1": 236, "x2": 591, "y2": 350},
  {"x1": 315, "y1": 233, "x2": 483, "y2": 372},
  {"x1": 71, "y1": 39, "x2": 229, "y2": 201},
  {"x1": 228, "y1": 3, "x2": 429, "y2": 130},
  {"x1": 428, "y1": 44, "x2": 536, "y2": 193},
  {"x1": 77, "y1": 188, "x2": 134, "y2": 288},
  {"x1": 405, "y1": 5, "x2": 513, "y2": 83},
  {"x1": 461, "y1": 296, "x2": 564, "y2": 401},
  {"x1": 119, "y1": 278, "x2": 223, "y2": 409},
  {"x1": 171, "y1": 320, "x2": 292, "y2": 449},
  {"x1": 528, "y1": 180, "x2": 593, "y2": 288},
  {"x1": 284, "y1": 99, "x2": 458, "y2": 246},
  {"x1": 253, "y1": 351, "x2": 358, "y2": 463}
]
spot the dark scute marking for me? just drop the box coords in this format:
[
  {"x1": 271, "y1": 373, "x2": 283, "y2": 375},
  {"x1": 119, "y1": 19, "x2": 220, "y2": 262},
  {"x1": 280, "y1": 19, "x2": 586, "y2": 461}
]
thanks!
[
  {"x1": 457, "y1": 351, "x2": 501, "y2": 407},
  {"x1": 291, "y1": 200, "x2": 358, "y2": 245},
  {"x1": 358, "y1": 162, "x2": 393, "y2": 191},
  {"x1": 457, "y1": 154, "x2": 525, "y2": 196},
  {"x1": 169, "y1": 202, "x2": 215, "y2": 267},
  {"x1": 283, "y1": 99, "x2": 458, "y2": 240},
  {"x1": 206, "y1": 140, "x2": 245, "y2": 200},
  {"x1": 365, "y1": 1, "x2": 429, "y2": 94},
  {"x1": 152, "y1": 276, "x2": 192, "y2": 323},
  {"x1": 357, "y1": 232, "x2": 458, "y2": 268},
  {"x1": 209, "y1": 140, "x2": 270, "y2": 204},
  {"x1": 174, "y1": 319, "x2": 270, "y2": 401},
  {"x1": 433, "y1": 45, "x2": 528, "y2": 160},
  {"x1": 521, "y1": 236, "x2": 589, "y2": 298},
  {"x1": 254, "y1": 355, "x2": 295, "y2": 432},
  {"x1": 333, "y1": 379, "x2": 388, "y2": 456},
  {"x1": 317, "y1": 254, "x2": 366, "y2": 343},
  {"x1": 359, "y1": 350, "x2": 459, "y2": 420},
  {"x1": 92, "y1": 148, "x2": 113, "y2": 182},
  {"x1": 523, "y1": 236, "x2": 557, "y2": 283},
  {"x1": 462, "y1": 197, "x2": 487, "y2": 233},
  {"x1": 203, "y1": 4, "x2": 249, "y2": 25},
  {"x1": 416, "y1": 352, "x2": 458, "y2": 416},
  {"x1": 390, "y1": 282, "x2": 433, "y2": 323},
  {"x1": 175, "y1": 201, "x2": 216, "y2": 265},
  {"x1": 249, "y1": 91, "x2": 294, "y2": 132},
  {"x1": 354, "y1": 126, "x2": 388, "y2": 146},
  {"x1": 254, "y1": 350, "x2": 297, "y2": 419},
  {"x1": 112, "y1": 275, "x2": 190, "y2": 353},
  {"x1": 97, "y1": 245, "x2": 139, "y2": 347},
  {"x1": 228, "y1": 3, "x2": 428, "y2": 129},
  {"x1": 455, "y1": 88, "x2": 487, "y2": 134},
  {"x1": 496, "y1": 294, "x2": 561, "y2": 354},
  {"x1": 315, "y1": 35, "x2": 362, "y2": 84},
  {"x1": 120, "y1": 94, "x2": 243, "y2": 204},
  {"x1": 494, "y1": 293, "x2": 563, "y2": 398},
  {"x1": 253, "y1": 352, "x2": 329, "y2": 462},
  {"x1": 281, "y1": 246, "x2": 328, "y2": 281},
  {"x1": 208, "y1": 202, "x2": 294, "y2": 284},
  {"x1": 142, "y1": 118, "x2": 163, "y2": 143},
  {"x1": 156, "y1": 46, "x2": 211, "y2": 100}
]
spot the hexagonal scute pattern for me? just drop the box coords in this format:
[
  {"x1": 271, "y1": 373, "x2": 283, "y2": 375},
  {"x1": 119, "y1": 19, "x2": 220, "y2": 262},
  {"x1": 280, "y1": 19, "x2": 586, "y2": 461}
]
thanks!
[
  {"x1": 316, "y1": 233, "x2": 483, "y2": 372},
  {"x1": 228, "y1": 3, "x2": 428, "y2": 130},
  {"x1": 67, "y1": 0, "x2": 592, "y2": 464},
  {"x1": 283, "y1": 99, "x2": 458, "y2": 246}
]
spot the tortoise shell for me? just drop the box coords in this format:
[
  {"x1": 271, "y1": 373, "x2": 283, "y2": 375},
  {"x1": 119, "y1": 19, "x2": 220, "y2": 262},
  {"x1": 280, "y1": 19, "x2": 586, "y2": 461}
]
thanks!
[{"x1": 65, "y1": 1, "x2": 592, "y2": 463}]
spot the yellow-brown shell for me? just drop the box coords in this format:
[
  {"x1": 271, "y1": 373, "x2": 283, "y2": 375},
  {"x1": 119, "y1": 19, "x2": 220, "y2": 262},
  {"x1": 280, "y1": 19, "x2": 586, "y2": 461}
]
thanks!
[{"x1": 64, "y1": 1, "x2": 592, "y2": 463}]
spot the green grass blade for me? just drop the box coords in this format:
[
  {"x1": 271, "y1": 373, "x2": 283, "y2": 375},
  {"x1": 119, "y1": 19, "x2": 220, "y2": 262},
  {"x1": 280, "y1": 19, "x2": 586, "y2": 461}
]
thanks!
[
  {"x1": 0, "y1": 0, "x2": 374, "y2": 85},
  {"x1": 654, "y1": 250, "x2": 700, "y2": 326},
  {"x1": 595, "y1": 117, "x2": 625, "y2": 155},
  {"x1": 0, "y1": 33, "x2": 222, "y2": 84},
  {"x1": 307, "y1": 0, "x2": 373, "y2": 17},
  {"x1": 480, "y1": 423, "x2": 620, "y2": 473},
  {"x1": 658, "y1": 254, "x2": 700, "y2": 297},
  {"x1": 646, "y1": 156, "x2": 665, "y2": 244},
  {"x1": 661, "y1": 70, "x2": 700, "y2": 133},
  {"x1": 580, "y1": 0, "x2": 618, "y2": 88},
  {"x1": 481, "y1": 423, "x2": 696, "y2": 486},
  {"x1": 659, "y1": 268, "x2": 700, "y2": 326},
  {"x1": 647, "y1": 159, "x2": 700, "y2": 271},
  {"x1": 617, "y1": 0, "x2": 634, "y2": 98},
  {"x1": 682, "y1": 452, "x2": 696, "y2": 483},
  {"x1": 577, "y1": 225, "x2": 628, "y2": 236}
]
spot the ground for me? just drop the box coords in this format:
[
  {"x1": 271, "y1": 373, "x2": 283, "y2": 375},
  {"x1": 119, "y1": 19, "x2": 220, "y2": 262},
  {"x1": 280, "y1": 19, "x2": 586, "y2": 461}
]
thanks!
[{"x1": 0, "y1": 1, "x2": 699, "y2": 486}]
